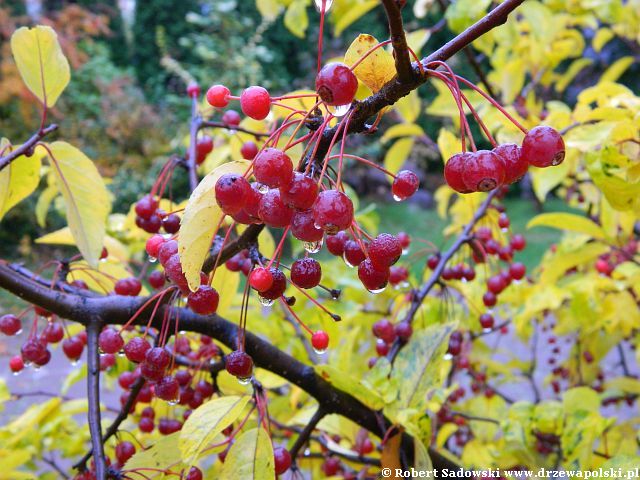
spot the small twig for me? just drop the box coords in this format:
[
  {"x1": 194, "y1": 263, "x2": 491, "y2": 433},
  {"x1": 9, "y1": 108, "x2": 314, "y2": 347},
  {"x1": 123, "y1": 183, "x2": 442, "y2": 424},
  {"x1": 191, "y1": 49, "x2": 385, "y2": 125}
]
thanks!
[
  {"x1": 289, "y1": 408, "x2": 326, "y2": 465},
  {"x1": 0, "y1": 124, "x2": 58, "y2": 172},
  {"x1": 527, "y1": 321, "x2": 541, "y2": 402},
  {"x1": 381, "y1": 0, "x2": 415, "y2": 83},
  {"x1": 42, "y1": 455, "x2": 70, "y2": 479},
  {"x1": 187, "y1": 95, "x2": 200, "y2": 192},
  {"x1": 450, "y1": 411, "x2": 499, "y2": 425},
  {"x1": 199, "y1": 120, "x2": 269, "y2": 138},
  {"x1": 280, "y1": 304, "x2": 318, "y2": 363},
  {"x1": 618, "y1": 344, "x2": 631, "y2": 377},
  {"x1": 462, "y1": 48, "x2": 496, "y2": 98},
  {"x1": 86, "y1": 320, "x2": 106, "y2": 480}
]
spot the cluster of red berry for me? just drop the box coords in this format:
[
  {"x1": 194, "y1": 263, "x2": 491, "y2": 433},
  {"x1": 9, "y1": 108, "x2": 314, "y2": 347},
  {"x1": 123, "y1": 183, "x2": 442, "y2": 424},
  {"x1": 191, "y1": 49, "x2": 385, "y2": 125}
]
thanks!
[
  {"x1": 134, "y1": 194, "x2": 181, "y2": 234},
  {"x1": 444, "y1": 126, "x2": 565, "y2": 194}
]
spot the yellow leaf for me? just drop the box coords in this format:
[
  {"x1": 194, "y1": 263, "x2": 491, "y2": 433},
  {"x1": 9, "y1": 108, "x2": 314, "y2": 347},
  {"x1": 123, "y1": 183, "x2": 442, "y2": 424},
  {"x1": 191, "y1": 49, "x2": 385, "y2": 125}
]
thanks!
[
  {"x1": 437, "y1": 128, "x2": 461, "y2": 165},
  {"x1": 220, "y1": 427, "x2": 275, "y2": 480},
  {"x1": 406, "y1": 29, "x2": 431, "y2": 58},
  {"x1": 314, "y1": 364, "x2": 385, "y2": 410},
  {"x1": 527, "y1": 213, "x2": 606, "y2": 240},
  {"x1": 179, "y1": 395, "x2": 251, "y2": 466},
  {"x1": 381, "y1": 432, "x2": 402, "y2": 473},
  {"x1": 334, "y1": 1, "x2": 378, "y2": 36},
  {"x1": 66, "y1": 260, "x2": 145, "y2": 294},
  {"x1": 555, "y1": 58, "x2": 593, "y2": 93},
  {"x1": 179, "y1": 161, "x2": 249, "y2": 291},
  {"x1": 36, "y1": 227, "x2": 129, "y2": 262},
  {"x1": 344, "y1": 34, "x2": 395, "y2": 94},
  {"x1": 255, "y1": 0, "x2": 282, "y2": 21},
  {"x1": 395, "y1": 90, "x2": 421, "y2": 123},
  {"x1": 125, "y1": 432, "x2": 183, "y2": 476},
  {"x1": 599, "y1": 56, "x2": 636, "y2": 84},
  {"x1": 35, "y1": 184, "x2": 58, "y2": 227},
  {"x1": 272, "y1": 90, "x2": 317, "y2": 120},
  {"x1": 211, "y1": 265, "x2": 240, "y2": 319},
  {"x1": 0, "y1": 138, "x2": 42, "y2": 221},
  {"x1": 284, "y1": 0, "x2": 308, "y2": 39},
  {"x1": 593, "y1": 28, "x2": 614, "y2": 52},
  {"x1": 384, "y1": 138, "x2": 414, "y2": 176},
  {"x1": 381, "y1": 123, "x2": 424, "y2": 143},
  {"x1": 10, "y1": 26, "x2": 70, "y2": 107},
  {"x1": 529, "y1": 161, "x2": 570, "y2": 202},
  {"x1": 46, "y1": 142, "x2": 111, "y2": 267}
]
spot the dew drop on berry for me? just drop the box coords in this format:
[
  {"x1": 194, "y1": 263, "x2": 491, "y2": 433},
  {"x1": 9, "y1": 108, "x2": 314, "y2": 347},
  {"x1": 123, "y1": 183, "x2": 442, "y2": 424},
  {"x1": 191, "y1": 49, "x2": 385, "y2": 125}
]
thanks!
[
  {"x1": 258, "y1": 296, "x2": 275, "y2": 307},
  {"x1": 237, "y1": 376, "x2": 252, "y2": 385},
  {"x1": 331, "y1": 103, "x2": 350, "y2": 117},
  {"x1": 314, "y1": 0, "x2": 333, "y2": 12},
  {"x1": 303, "y1": 239, "x2": 323, "y2": 253}
]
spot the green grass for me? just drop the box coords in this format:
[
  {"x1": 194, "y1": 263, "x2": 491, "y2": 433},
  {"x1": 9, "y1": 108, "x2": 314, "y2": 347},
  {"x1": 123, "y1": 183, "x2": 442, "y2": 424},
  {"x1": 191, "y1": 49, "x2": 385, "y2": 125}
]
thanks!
[{"x1": 375, "y1": 197, "x2": 575, "y2": 270}]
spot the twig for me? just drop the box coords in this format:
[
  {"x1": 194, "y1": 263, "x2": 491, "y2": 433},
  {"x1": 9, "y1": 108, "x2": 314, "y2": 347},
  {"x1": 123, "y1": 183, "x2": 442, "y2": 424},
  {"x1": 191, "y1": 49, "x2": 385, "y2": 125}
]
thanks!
[
  {"x1": 42, "y1": 455, "x2": 70, "y2": 479},
  {"x1": 462, "y1": 48, "x2": 495, "y2": 98},
  {"x1": 86, "y1": 320, "x2": 106, "y2": 480},
  {"x1": 618, "y1": 343, "x2": 631, "y2": 377},
  {"x1": 381, "y1": 0, "x2": 415, "y2": 83},
  {"x1": 0, "y1": 124, "x2": 58, "y2": 172},
  {"x1": 450, "y1": 411, "x2": 499, "y2": 425},
  {"x1": 289, "y1": 408, "x2": 326, "y2": 464},
  {"x1": 187, "y1": 95, "x2": 200, "y2": 191},
  {"x1": 199, "y1": 120, "x2": 269, "y2": 138}
]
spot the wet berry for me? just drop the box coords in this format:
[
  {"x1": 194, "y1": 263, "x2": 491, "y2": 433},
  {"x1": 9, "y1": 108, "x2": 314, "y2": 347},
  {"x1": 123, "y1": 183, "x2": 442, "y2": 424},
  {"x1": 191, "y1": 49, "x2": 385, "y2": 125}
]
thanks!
[
  {"x1": 522, "y1": 126, "x2": 565, "y2": 168},
  {"x1": 291, "y1": 258, "x2": 322, "y2": 289},
  {"x1": 315, "y1": 62, "x2": 358, "y2": 106},
  {"x1": 240, "y1": 86, "x2": 271, "y2": 120}
]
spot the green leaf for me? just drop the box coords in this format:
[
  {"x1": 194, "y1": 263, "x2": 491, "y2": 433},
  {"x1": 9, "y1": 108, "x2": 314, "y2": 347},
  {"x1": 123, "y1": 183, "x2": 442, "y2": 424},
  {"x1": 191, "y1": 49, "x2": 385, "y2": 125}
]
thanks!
[
  {"x1": 384, "y1": 138, "x2": 414, "y2": 177},
  {"x1": 10, "y1": 25, "x2": 70, "y2": 107},
  {"x1": 527, "y1": 213, "x2": 606, "y2": 240},
  {"x1": 0, "y1": 139, "x2": 42, "y2": 221},
  {"x1": 391, "y1": 323, "x2": 456, "y2": 411},
  {"x1": 344, "y1": 34, "x2": 396, "y2": 94},
  {"x1": 179, "y1": 161, "x2": 249, "y2": 291},
  {"x1": 124, "y1": 432, "x2": 184, "y2": 476},
  {"x1": 284, "y1": 0, "x2": 309, "y2": 39},
  {"x1": 315, "y1": 364, "x2": 385, "y2": 410},
  {"x1": 45, "y1": 141, "x2": 111, "y2": 267},
  {"x1": 255, "y1": 0, "x2": 282, "y2": 21},
  {"x1": 180, "y1": 395, "x2": 251, "y2": 466},
  {"x1": 220, "y1": 427, "x2": 274, "y2": 480},
  {"x1": 35, "y1": 183, "x2": 58, "y2": 227}
]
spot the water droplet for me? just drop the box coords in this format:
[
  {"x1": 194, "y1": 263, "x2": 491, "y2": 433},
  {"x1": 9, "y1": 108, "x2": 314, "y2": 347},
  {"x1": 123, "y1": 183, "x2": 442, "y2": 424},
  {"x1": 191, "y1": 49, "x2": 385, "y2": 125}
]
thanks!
[
  {"x1": 443, "y1": 353, "x2": 453, "y2": 360},
  {"x1": 314, "y1": 0, "x2": 333, "y2": 13},
  {"x1": 15, "y1": 328, "x2": 23, "y2": 335},
  {"x1": 331, "y1": 103, "x2": 350, "y2": 117},
  {"x1": 402, "y1": 248, "x2": 409, "y2": 255},
  {"x1": 513, "y1": 279, "x2": 522, "y2": 285},
  {"x1": 71, "y1": 360, "x2": 80, "y2": 367},
  {"x1": 367, "y1": 287, "x2": 386, "y2": 294},
  {"x1": 33, "y1": 365, "x2": 40, "y2": 371},
  {"x1": 258, "y1": 296, "x2": 274, "y2": 307},
  {"x1": 342, "y1": 253, "x2": 355, "y2": 268},
  {"x1": 313, "y1": 347, "x2": 327, "y2": 355},
  {"x1": 12, "y1": 370, "x2": 21, "y2": 376},
  {"x1": 258, "y1": 184, "x2": 269, "y2": 194},
  {"x1": 237, "y1": 375, "x2": 252, "y2": 385},
  {"x1": 393, "y1": 194, "x2": 403, "y2": 202},
  {"x1": 148, "y1": 256, "x2": 157, "y2": 263},
  {"x1": 167, "y1": 399, "x2": 179, "y2": 406},
  {"x1": 482, "y1": 327, "x2": 492, "y2": 333},
  {"x1": 501, "y1": 227, "x2": 508, "y2": 233},
  {"x1": 303, "y1": 239, "x2": 323, "y2": 253}
]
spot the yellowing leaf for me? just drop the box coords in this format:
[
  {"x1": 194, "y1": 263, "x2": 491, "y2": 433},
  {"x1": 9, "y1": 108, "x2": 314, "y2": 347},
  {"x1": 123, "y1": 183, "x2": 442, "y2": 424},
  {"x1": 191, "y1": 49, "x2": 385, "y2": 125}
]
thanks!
[
  {"x1": 334, "y1": 1, "x2": 378, "y2": 36},
  {"x1": 36, "y1": 227, "x2": 129, "y2": 262},
  {"x1": 599, "y1": 56, "x2": 635, "y2": 84},
  {"x1": 180, "y1": 395, "x2": 251, "y2": 466},
  {"x1": 381, "y1": 123, "x2": 424, "y2": 143},
  {"x1": 530, "y1": 161, "x2": 570, "y2": 202},
  {"x1": 384, "y1": 138, "x2": 414, "y2": 177},
  {"x1": 179, "y1": 161, "x2": 249, "y2": 291},
  {"x1": 46, "y1": 142, "x2": 110, "y2": 267},
  {"x1": 256, "y1": 0, "x2": 282, "y2": 21},
  {"x1": 0, "y1": 139, "x2": 42, "y2": 221},
  {"x1": 527, "y1": 213, "x2": 606, "y2": 240},
  {"x1": 406, "y1": 29, "x2": 431, "y2": 59},
  {"x1": 211, "y1": 264, "x2": 240, "y2": 319},
  {"x1": 35, "y1": 183, "x2": 58, "y2": 227},
  {"x1": 593, "y1": 28, "x2": 614, "y2": 52},
  {"x1": 395, "y1": 90, "x2": 421, "y2": 123},
  {"x1": 344, "y1": 34, "x2": 395, "y2": 94},
  {"x1": 10, "y1": 26, "x2": 70, "y2": 107},
  {"x1": 437, "y1": 128, "x2": 461, "y2": 165},
  {"x1": 125, "y1": 432, "x2": 183, "y2": 476},
  {"x1": 314, "y1": 364, "x2": 385, "y2": 410},
  {"x1": 284, "y1": 0, "x2": 308, "y2": 39},
  {"x1": 220, "y1": 427, "x2": 274, "y2": 480}
]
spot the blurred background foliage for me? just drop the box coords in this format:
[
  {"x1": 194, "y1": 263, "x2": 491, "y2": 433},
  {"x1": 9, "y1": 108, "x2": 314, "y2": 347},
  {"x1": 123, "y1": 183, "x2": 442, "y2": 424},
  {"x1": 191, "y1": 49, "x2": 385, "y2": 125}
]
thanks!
[{"x1": 0, "y1": 0, "x2": 638, "y2": 262}]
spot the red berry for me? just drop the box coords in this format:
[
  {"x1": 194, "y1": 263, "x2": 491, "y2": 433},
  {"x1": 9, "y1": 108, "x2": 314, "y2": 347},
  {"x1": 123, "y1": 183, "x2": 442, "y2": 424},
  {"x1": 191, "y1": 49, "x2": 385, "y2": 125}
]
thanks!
[
  {"x1": 259, "y1": 268, "x2": 287, "y2": 300},
  {"x1": 498, "y1": 213, "x2": 510, "y2": 229},
  {"x1": 291, "y1": 258, "x2": 322, "y2": 289},
  {"x1": 389, "y1": 266, "x2": 409, "y2": 285},
  {"x1": 240, "y1": 86, "x2": 271, "y2": 120},
  {"x1": 0, "y1": 314, "x2": 21, "y2": 336},
  {"x1": 375, "y1": 338, "x2": 390, "y2": 356},
  {"x1": 222, "y1": 109, "x2": 241, "y2": 126},
  {"x1": 165, "y1": 254, "x2": 189, "y2": 292},
  {"x1": 156, "y1": 376, "x2": 180, "y2": 403},
  {"x1": 280, "y1": 172, "x2": 318, "y2": 210},
  {"x1": 249, "y1": 267, "x2": 273, "y2": 292},
  {"x1": 226, "y1": 350, "x2": 253, "y2": 379},
  {"x1": 509, "y1": 262, "x2": 526, "y2": 280},
  {"x1": 206, "y1": 84, "x2": 230, "y2": 108},
  {"x1": 316, "y1": 62, "x2": 358, "y2": 106},
  {"x1": 162, "y1": 214, "x2": 181, "y2": 234},
  {"x1": 253, "y1": 148, "x2": 293, "y2": 188},
  {"x1": 368, "y1": 233, "x2": 402, "y2": 269},
  {"x1": 343, "y1": 240, "x2": 366, "y2": 267},
  {"x1": 273, "y1": 446, "x2": 292, "y2": 475},
  {"x1": 135, "y1": 195, "x2": 159, "y2": 219},
  {"x1": 195, "y1": 379, "x2": 214, "y2": 398},
  {"x1": 462, "y1": 150, "x2": 506, "y2": 192},
  {"x1": 291, "y1": 210, "x2": 324, "y2": 242},
  {"x1": 9, "y1": 355, "x2": 24, "y2": 373},
  {"x1": 43, "y1": 322, "x2": 64, "y2": 343},
  {"x1": 99, "y1": 328, "x2": 124, "y2": 354},
  {"x1": 479, "y1": 313, "x2": 494, "y2": 329},
  {"x1": 373, "y1": 319, "x2": 396, "y2": 343},
  {"x1": 62, "y1": 337, "x2": 84, "y2": 361},
  {"x1": 395, "y1": 321, "x2": 413, "y2": 341},
  {"x1": 158, "y1": 240, "x2": 178, "y2": 265},
  {"x1": 186, "y1": 82, "x2": 200, "y2": 97},
  {"x1": 595, "y1": 258, "x2": 613, "y2": 276},
  {"x1": 258, "y1": 189, "x2": 294, "y2": 228},
  {"x1": 311, "y1": 330, "x2": 329, "y2": 352},
  {"x1": 240, "y1": 141, "x2": 259, "y2": 160},
  {"x1": 123, "y1": 337, "x2": 151, "y2": 364},
  {"x1": 359, "y1": 259, "x2": 389, "y2": 293},
  {"x1": 445, "y1": 153, "x2": 473, "y2": 193},
  {"x1": 115, "y1": 277, "x2": 142, "y2": 296},
  {"x1": 397, "y1": 232, "x2": 410, "y2": 249},
  {"x1": 115, "y1": 441, "x2": 136, "y2": 464},
  {"x1": 511, "y1": 234, "x2": 526, "y2": 251},
  {"x1": 215, "y1": 173, "x2": 251, "y2": 215},
  {"x1": 326, "y1": 231, "x2": 349, "y2": 256},
  {"x1": 312, "y1": 190, "x2": 354, "y2": 234},
  {"x1": 145, "y1": 235, "x2": 165, "y2": 258},
  {"x1": 482, "y1": 291, "x2": 497, "y2": 307},
  {"x1": 146, "y1": 347, "x2": 171, "y2": 371},
  {"x1": 392, "y1": 170, "x2": 419, "y2": 200},
  {"x1": 487, "y1": 275, "x2": 507, "y2": 294},
  {"x1": 196, "y1": 136, "x2": 214, "y2": 164},
  {"x1": 427, "y1": 254, "x2": 440, "y2": 270},
  {"x1": 187, "y1": 286, "x2": 220, "y2": 315},
  {"x1": 522, "y1": 126, "x2": 565, "y2": 168},
  {"x1": 186, "y1": 467, "x2": 203, "y2": 480},
  {"x1": 148, "y1": 270, "x2": 165, "y2": 289},
  {"x1": 322, "y1": 457, "x2": 341, "y2": 476},
  {"x1": 494, "y1": 143, "x2": 527, "y2": 184}
]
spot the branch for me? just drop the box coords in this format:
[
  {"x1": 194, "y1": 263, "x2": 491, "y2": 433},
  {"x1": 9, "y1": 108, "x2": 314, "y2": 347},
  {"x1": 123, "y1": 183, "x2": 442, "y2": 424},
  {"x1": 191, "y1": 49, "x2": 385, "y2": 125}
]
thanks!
[
  {"x1": 86, "y1": 320, "x2": 107, "y2": 480},
  {"x1": 0, "y1": 262, "x2": 458, "y2": 471},
  {"x1": 0, "y1": 124, "x2": 58, "y2": 172},
  {"x1": 187, "y1": 96, "x2": 200, "y2": 191},
  {"x1": 199, "y1": 120, "x2": 269, "y2": 138},
  {"x1": 202, "y1": 224, "x2": 265, "y2": 273},
  {"x1": 289, "y1": 407, "x2": 326, "y2": 464},
  {"x1": 381, "y1": 0, "x2": 414, "y2": 83}
]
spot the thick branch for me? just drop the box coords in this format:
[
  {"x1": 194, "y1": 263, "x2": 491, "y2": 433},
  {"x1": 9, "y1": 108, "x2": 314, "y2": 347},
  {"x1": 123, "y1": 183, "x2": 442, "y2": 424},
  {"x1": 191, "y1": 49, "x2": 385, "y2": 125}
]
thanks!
[
  {"x1": 86, "y1": 321, "x2": 107, "y2": 480},
  {"x1": 381, "y1": 0, "x2": 414, "y2": 83},
  {"x1": 0, "y1": 262, "x2": 457, "y2": 471},
  {"x1": 0, "y1": 124, "x2": 58, "y2": 172}
]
